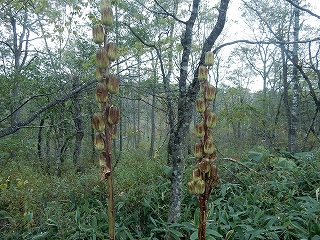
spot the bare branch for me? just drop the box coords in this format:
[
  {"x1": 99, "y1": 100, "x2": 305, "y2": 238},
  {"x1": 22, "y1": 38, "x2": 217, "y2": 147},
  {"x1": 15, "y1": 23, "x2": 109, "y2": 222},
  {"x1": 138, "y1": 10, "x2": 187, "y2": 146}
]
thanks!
[
  {"x1": 0, "y1": 80, "x2": 95, "y2": 138},
  {"x1": 212, "y1": 38, "x2": 320, "y2": 54},
  {"x1": 154, "y1": 0, "x2": 186, "y2": 24},
  {"x1": 284, "y1": 0, "x2": 320, "y2": 20}
]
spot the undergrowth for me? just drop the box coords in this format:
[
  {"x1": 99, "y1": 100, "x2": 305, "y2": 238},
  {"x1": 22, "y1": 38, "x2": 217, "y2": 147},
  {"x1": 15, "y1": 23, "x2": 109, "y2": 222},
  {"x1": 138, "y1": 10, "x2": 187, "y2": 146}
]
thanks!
[{"x1": 0, "y1": 147, "x2": 319, "y2": 239}]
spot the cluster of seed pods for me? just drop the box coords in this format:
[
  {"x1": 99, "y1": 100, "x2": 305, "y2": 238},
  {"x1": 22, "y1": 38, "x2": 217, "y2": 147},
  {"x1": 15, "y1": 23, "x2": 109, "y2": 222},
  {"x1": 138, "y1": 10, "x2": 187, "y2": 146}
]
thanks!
[
  {"x1": 188, "y1": 51, "x2": 219, "y2": 197},
  {"x1": 91, "y1": 0, "x2": 119, "y2": 181}
]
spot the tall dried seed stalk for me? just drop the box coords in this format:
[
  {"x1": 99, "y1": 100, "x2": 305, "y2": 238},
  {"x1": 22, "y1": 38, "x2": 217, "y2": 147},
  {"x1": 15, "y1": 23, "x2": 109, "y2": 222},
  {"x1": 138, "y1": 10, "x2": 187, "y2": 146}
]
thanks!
[
  {"x1": 189, "y1": 52, "x2": 219, "y2": 240},
  {"x1": 91, "y1": 1, "x2": 118, "y2": 239}
]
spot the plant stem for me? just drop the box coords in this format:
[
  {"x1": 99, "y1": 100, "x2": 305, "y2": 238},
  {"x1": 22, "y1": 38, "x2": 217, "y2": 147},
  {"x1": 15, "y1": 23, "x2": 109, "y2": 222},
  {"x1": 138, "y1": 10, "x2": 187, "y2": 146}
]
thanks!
[{"x1": 198, "y1": 193, "x2": 207, "y2": 240}]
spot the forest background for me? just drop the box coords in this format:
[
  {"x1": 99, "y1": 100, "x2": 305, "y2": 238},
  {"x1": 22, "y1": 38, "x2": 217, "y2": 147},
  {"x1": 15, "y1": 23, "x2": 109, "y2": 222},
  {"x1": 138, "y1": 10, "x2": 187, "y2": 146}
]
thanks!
[{"x1": 0, "y1": 0, "x2": 320, "y2": 239}]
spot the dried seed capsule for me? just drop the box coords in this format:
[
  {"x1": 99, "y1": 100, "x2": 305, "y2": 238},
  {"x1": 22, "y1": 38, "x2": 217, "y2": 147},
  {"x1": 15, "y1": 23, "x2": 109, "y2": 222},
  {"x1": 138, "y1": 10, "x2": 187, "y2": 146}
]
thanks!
[
  {"x1": 198, "y1": 159, "x2": 211, "y2": 173},
  {"x1": 198, "y1": 66, "x2": 208, "y2": 82},
  {"x1": 92, "y1": 24, "x2": 104, "y2": 45},
  {"x1": 206, "y1": 112, "x2": 217, "y2": 128},
  {"x1": 196, "y1": 98, "x2": 206, "y2": 113},
  {"x1": 207, "y1": 128, "x2": 213, "y2": 140},
  {"x1": 193, "y1": 142, "x2": 203, "y2": 158},
  {"x1": 95, "y1": 67, "x2": 104, "y2": 82},
  {"x1": 200, "y1": 82, "x2": 205, "y2": 93},
  {"x1": 106, "y1": 42, "x2": 118, "y2": 61},
  {"x1": 210, "y1": 164, "x2": 219, "y2": 188},
  {"x1": 188, "y1": 180, "x2": 196, "y2": 194},
  {"x1": 194, "y1": 179, "x2": 205, "y2": 194},
  {"x1": 204, "y1": 139, "x2": 215, "y2": 155},
  {"x1": 107, "y1": 105, "x2": 120, "y2": 125},
  {"x1": 95, "y1": 83, "x2": 108, "y2": 103},
  {"x1": 100, "y1": 0, "x2": 111, "y2": 11},
  {"x1": 205, "y1": 85, "x2": 216, "y2": 101},
  {"x1": 111, "y1": 125, "x2": 117, "y2": 139},
  {"x1": 195, "y1": 122, "x2": 205, "y2": 138},
  {"x1": 92, "y1": 112, "x2": 105, "y2": 132},
  {"x1": 96, "y1": 47, "x2": 109, "y2": 69},
  {"x1": 205, "y1": 51, "x2": 214, "y2": 66},
  {"x1": 192, "y1": 168, "x2": 201, "y2": 180},
  {"x1": 106, "y1": 74, "x2": 119, "y2": 94},
  {"x1": 94, "y1": 133, "x2": 105, "y2": 151},
  {"x1": 101, "y1": 7, "x2": 113, "y2": 27},
  {"x1": 99, "y1": 152, "x2": 106, "y2": 167}
]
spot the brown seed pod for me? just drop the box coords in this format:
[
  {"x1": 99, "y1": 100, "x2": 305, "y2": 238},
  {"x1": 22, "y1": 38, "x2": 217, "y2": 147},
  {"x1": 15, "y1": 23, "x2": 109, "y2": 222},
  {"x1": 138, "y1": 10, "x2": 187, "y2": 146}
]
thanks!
[
  {"x1": 95, "y1": 83, "x2": 108, "y2": 103},
  {"x1": 193, "y1": 142, "x2": 203, "y2": 158},
  {"x1": 95, "y1": 67, "x2": 104, "y2": 82},
  {"x1": 111, "y1": 125, "x2": 117, "y2": 139},
  {"x1": 99, "y1": 152, "x2": 106, "y2": 167},
  {"x1": 198, "y1": 66, "x2": 208, "y2": 82},
  {"x1": 94, "y1": 133, "x2": 105, "y2": 151},
  {"x1": 100, "y1": 0, "x2": 111, "y2": 11},
  {"x1": 101, "y1": 7, "x2": 113, "y2": 26},
  {"x1": 198, "y1": 159, "x2": 211, "y2": 173},
  {"x1": 195, "y1": 122, "x2": 205, "y2": 138},
  {"x1": 96, "y1": 47, "x2": 109, "y2": 69},
  {"x1": 92, "y1": 112, "x2": 105, "y2": 132},
  {"x1": 106, "y1": 74, "x2": 119, "y2": 94},
  {"x1": 206, "y1": 112, "x2": 217, "y2": 128},
  {"x1": 205, "y1": 85, "x2": 216, "y2": 101},
  {"x1": 210, "y1": 164, "x2": 219, "y2": 188},
  {"x1": 205, "y1": 51, "x2": 214, "y2": 66},
  {"x1": 92, "y1": 24, "x2": 104, "y2": 45},
  {"x1": 196, "y1": 98, "x2": 206, "y2": 113},
  {"x1": 192, "y1": 168, "x2": 202, "y2": 180},
  {"x1": 204, "y1": 139, "x2": 215, "y2": 155},
  {"x1": 194, "y1": 179, "x2": 205, "y2": 194},
  {"x1": 188, "y1": 180, "x2": 196, "y2": 194},
  {"x1": 106, "y1": 42, "x2": 118, "y2": 61},
  {"x1": 107, "y1": 105, "x2": 120, "y2": 125}
]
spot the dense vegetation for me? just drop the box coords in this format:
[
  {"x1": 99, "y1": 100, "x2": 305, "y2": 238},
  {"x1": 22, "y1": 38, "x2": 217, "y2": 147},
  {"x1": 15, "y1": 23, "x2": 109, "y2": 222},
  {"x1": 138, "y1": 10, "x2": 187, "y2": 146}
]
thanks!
[{"x1": 1, "y1": 134, "x2": 319, "y2": 239}]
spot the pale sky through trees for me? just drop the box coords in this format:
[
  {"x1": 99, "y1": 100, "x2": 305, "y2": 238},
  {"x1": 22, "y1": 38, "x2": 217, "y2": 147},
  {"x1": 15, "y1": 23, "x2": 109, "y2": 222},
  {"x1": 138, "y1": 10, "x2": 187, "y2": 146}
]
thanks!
[{"x1": 214, "y1": 0, "x2": 320, "y2": 91}]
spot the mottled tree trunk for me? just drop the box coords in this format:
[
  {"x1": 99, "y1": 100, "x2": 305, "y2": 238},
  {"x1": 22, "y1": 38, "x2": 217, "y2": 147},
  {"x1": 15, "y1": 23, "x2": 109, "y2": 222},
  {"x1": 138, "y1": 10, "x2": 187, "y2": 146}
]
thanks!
[{"x1": 166, "y1": 0, "x2": 230, "y2": 229}]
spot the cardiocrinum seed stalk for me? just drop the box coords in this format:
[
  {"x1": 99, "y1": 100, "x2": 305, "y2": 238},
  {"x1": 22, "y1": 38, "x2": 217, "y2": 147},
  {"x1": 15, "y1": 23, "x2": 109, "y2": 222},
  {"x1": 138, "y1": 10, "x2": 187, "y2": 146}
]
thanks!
[
  {"x1": 188, "y1": 52, "x2": 219, "y2": 240},
  {"x1": 91, "y1": 0, "x2": 119, "y2": 238}
]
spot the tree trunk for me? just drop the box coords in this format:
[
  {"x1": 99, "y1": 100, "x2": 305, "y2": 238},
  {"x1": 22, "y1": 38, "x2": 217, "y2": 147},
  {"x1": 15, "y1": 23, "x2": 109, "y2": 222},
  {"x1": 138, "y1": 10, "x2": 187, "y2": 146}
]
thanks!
[
  {"x1": 167, "y1": 0, "x2": 230, "y2": 227},
  {"x1": 149, "y1": 89, "x2": 156, "y2": 158},
  {"x1": 289, "y1": 6, "x2": 300, "y2": 152},
  {"x1": 38, "y1": 118, "x2": 45, "y2": 161},
  {"x1": 71, "y1": 76, "x2": 84, "y2": 172}
]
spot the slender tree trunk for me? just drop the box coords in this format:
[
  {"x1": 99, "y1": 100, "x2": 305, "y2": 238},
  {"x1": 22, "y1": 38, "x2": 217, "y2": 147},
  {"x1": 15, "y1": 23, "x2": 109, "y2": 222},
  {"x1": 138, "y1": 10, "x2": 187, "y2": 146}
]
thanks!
[
  {"x1": 71, "y1": 76, "x2": 84, "y2": 172},
  {"x1": 149, "y1": 89, "x2": 156, "y2": 158},
  {"x1": 290, "y1": 6, "x2": 300, "y2": 152},
  {"x1": 38, "y1": 118, "x2": 45, "y2": 161},
  {"x1": 281, "y1": 45, "x2": 291, "y2": 151}
]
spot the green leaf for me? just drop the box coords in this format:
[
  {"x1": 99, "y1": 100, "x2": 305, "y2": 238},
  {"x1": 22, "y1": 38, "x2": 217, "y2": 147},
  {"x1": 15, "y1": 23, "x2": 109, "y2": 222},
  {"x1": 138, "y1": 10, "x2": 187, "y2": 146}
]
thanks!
[
  {"x1": 24, "y1": 212, "x2": 33, "y2": 223},
  {"x1": 31, "y1": 232, "x2": 49, "y2": 240},
  {"x1": 91, "y1": 216, "x2": 97, "y2": 228},
  {"x1": 150, "y1": 216, "x2": 157, "y2": 227},
  {"x1": 225, "y1": 229, "x2": 234, "y2": 240},
  {"x1": 206, "y1": 229, "x2": 223, "y2": 237},
  {"x1": 247, "y1": 151, "x2": 264, "y2": 162},
  {"x1": 190, "y1": 231, "x2": 198, "y2": 240},
  {"x1": 169, "y1": 228, "x2": 184, "y2": 238}
]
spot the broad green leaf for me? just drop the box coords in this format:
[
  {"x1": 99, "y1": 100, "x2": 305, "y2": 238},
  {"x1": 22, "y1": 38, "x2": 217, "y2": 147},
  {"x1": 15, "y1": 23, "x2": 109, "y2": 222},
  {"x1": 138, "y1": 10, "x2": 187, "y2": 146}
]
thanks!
[
  {"x1": 206, "y1": 229, "x2": 223, "y2": 237},
  {"x1": 247, "y1": 151, "x2": 264, "y2": 162}
]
